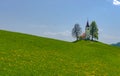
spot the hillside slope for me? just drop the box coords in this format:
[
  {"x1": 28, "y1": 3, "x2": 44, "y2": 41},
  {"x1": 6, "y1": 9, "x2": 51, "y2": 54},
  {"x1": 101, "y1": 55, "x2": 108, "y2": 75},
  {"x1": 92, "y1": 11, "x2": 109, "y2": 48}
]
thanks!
[{"x1": 0, "y1": 30, "x2": 120, "y2": 76}]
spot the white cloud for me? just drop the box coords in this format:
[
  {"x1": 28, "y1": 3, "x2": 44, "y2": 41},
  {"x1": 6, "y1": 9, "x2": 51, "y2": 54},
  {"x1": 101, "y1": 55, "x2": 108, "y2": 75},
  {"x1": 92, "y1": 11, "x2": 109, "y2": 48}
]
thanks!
[
  {"x1": 99, "y1": 33, "x2": 120, "y2": 44},
  {"x1": 44, "y1": 30, "x2": 71, "y2": 37},
  {"x1": 113, "y1": 0, "x2": 120, "y2": 6},
  {"x1": 43, "y1": 30, "x2": 74, "y2": 42}
]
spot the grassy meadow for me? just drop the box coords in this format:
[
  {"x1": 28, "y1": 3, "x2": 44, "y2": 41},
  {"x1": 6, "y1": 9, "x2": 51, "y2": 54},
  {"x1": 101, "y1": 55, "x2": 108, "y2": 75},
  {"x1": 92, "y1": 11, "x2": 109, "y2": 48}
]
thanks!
[{"x1": 0, "y1": 30, "x2": 120, "y2": 76}]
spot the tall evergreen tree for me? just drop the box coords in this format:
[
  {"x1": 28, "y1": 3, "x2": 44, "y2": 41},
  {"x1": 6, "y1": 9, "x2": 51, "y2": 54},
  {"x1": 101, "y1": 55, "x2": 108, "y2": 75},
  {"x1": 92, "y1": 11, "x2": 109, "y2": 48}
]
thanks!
[
  {"x1": 72, "y1": 24, "x2": 82, "y2": 41},
  {"x1": 90, "y1": 21, "x2": 99, "y2": 41}
]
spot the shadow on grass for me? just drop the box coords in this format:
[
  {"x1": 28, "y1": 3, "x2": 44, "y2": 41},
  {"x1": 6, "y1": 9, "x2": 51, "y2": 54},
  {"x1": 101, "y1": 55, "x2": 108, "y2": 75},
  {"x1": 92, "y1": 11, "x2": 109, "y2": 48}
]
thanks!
[{"x1": 72, "y1": 40, "x2": 98, "y2": 43}]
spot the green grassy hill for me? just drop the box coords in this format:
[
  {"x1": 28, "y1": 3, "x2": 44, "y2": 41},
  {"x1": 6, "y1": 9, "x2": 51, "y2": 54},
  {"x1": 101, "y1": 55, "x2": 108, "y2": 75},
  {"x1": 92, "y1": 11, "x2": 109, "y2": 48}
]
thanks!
[{"x1": 0, "y1": 30, "x2": 120, "y2": 76}]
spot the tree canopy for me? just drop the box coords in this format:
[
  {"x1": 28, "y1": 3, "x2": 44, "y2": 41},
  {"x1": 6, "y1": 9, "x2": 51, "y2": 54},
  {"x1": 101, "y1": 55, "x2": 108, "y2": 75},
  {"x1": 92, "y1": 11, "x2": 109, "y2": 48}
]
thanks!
[
  {"x1": 72, "y1": 24, "x2": 82, "y2": 41},
  {"x1": 90, "y1": 21, "x2": 99, "y2": 40}
]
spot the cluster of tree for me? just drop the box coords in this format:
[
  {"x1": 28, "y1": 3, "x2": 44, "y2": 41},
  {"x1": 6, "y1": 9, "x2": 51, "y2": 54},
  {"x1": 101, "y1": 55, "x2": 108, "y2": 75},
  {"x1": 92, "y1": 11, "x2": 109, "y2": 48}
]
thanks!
[
  {"x1": 72, "y1": 21, "x2": 99, "y2": 41},
  {"x1": 111, "y1": 42, "x2": 120, "y2": 47}
]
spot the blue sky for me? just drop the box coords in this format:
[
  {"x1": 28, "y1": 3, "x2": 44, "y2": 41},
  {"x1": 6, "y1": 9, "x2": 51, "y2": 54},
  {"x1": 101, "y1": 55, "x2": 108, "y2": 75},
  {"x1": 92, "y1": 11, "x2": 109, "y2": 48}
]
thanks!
[{"x1": 0, "y1": 0, "x2": 120, "y2": 44}]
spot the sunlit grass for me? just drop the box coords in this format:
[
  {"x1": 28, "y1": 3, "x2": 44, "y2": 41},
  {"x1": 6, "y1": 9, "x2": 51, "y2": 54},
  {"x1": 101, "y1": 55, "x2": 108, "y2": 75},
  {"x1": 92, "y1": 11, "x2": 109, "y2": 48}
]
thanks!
[{"x1": 0, "y1": 30, "x2": 120, "y2": 76}]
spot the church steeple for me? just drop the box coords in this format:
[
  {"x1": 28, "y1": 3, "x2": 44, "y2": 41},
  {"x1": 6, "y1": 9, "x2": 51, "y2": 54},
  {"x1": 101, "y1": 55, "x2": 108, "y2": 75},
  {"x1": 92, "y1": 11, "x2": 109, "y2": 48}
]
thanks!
[
  {"x1": 86, "y1": 20, "x2": 89, "y2": 27},
  {"x1": 85, "y1": 20, "x2": 90, "y2": 40}
]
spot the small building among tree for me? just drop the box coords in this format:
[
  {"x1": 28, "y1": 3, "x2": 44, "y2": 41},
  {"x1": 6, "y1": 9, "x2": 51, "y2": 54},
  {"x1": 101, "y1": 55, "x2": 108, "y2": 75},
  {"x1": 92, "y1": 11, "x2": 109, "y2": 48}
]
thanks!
[{"x1": 72, "y1": 20, "x2": 99, "y2": 41}]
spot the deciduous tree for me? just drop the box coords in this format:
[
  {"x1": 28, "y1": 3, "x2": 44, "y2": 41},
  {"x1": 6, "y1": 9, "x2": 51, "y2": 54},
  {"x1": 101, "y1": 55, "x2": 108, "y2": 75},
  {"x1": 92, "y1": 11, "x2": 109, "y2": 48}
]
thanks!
[
  {"x1": 72, "y1": 24, "x2": 82, "y2": 41},
  {"x1": 90, "y1": 21, "x2": 99, "y2": 41}
]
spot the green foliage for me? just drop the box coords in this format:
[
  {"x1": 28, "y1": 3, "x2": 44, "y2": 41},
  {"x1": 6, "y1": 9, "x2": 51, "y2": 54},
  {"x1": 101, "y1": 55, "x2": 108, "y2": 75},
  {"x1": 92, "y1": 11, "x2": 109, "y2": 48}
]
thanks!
[
  {"x1": 0, "y1": 30, "x2": 120, "y2": 76},
  {"x1": 90, "y1": 21, "x2": 99, "y2": 40}
]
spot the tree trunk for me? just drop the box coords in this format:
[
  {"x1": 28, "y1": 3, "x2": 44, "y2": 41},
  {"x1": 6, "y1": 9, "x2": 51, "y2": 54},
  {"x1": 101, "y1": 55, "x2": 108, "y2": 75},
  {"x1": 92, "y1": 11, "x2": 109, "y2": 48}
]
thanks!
[
  {"x1": 76, "y1": 37, "x2": 79, "y2": 41},
  {"x1": 91, "y1": 32, "x2": 93, "y2": 41},
  {"x1": 92, "y1": 35, "x2": 93, "y2": 41}
]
